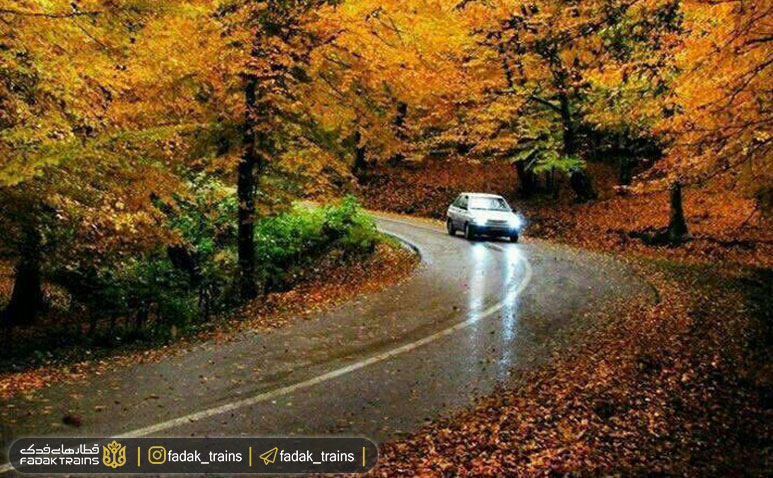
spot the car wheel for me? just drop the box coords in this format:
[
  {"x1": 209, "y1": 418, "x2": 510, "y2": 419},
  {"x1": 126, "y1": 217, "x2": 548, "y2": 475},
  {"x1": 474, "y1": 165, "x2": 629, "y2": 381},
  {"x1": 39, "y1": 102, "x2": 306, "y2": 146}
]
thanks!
[
  {"x1": 464, "y1": 223, "x2": 476, "y2": 240},
  {"x1": 446, "y1": 219, "x2": 455, "y2": 236},
  {"x1": 510, "y1": 233, "x2": 519, "y2": 243}
]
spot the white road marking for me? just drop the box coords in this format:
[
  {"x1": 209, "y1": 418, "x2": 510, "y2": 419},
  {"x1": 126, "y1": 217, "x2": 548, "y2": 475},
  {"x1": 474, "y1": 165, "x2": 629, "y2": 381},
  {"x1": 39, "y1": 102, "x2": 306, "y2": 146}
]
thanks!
[{"x1": 0, "y1": 217, "x2": 532, "y2": 474}]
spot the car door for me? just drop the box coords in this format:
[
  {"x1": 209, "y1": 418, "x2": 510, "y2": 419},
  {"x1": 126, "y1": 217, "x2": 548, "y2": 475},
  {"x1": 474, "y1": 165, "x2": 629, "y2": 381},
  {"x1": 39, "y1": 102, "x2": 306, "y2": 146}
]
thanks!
[
  {"x1": 454, "y1": 195, "x2": 469, "y2": 228},
  {"x1": 448, "y1": 194, "x2": 462, "y2": 227}
]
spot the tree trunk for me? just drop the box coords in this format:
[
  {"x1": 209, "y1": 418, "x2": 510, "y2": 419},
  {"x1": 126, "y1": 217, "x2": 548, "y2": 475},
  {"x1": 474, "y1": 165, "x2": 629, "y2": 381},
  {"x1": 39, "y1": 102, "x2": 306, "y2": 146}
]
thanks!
[
  {"x1": 756, "y1": 186, "x2": 772, "y2": 222},
  {"x1": 352, "y1": 128, "x2": 367, "y2": 179},
  {"x1": 667, "y1": 181, "x2": 689, "y2": 243},
  {"x1": 388, "y1": 102, "x2": 408, "y2": 165},
  {"x1": 548, "y1": 167, "x2": 559, "y2": 198},
  {"x1": 557, "y1": 90, "x2": 598, "y2": 202},
  {"x1": 544, "y1": 169, "x2": 553, "y2": 193},
  {"x1": 238, "y1": 73, "x2": 259, "y2": 301},
  {"x1": 619, "y1": 156, "x2": 632, "y2": 185},
  {"x1": 514, "y1": 161, "x2": 538, "y2": 198},
  {"x1": 558, "y1": 91, "x2": 576, "y2": 158},
  {"x1": 2, "y1": 224, "x2": 45, "y2": 329},
  {"x1": 167, "y1": 245, "x2": 200, "y2": 287},
  {"x1": 569, "y1": 170, "x2": 597, "y2": 202},
  {"x1": 134, "y1": 305, "x2": 148, "y2": 332}
]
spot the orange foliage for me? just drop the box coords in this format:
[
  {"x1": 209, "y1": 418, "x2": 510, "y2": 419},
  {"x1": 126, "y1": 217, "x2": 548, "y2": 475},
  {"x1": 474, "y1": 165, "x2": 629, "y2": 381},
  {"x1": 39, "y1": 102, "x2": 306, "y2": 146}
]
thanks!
[{"x1": 655, "y1": 0, "x2": 773, "y2": 195}]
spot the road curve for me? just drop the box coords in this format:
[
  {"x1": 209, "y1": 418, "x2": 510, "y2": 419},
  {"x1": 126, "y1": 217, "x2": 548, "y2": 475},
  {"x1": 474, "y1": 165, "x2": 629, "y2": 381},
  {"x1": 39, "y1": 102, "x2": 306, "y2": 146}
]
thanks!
[{"x1": 0, "y1": 214, "x2": 654, "y2": 474}]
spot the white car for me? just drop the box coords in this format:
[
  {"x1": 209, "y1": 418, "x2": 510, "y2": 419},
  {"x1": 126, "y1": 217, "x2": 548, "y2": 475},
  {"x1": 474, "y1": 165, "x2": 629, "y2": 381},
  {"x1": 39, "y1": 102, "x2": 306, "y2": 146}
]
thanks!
[{"x1": 446, "y1": 193, "x2": 524, "y2": 242}]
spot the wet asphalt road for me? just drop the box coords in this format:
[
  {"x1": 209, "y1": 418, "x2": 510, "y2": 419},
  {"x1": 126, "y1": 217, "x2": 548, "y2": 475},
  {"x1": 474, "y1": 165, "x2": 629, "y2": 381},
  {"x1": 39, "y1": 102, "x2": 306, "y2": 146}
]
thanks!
[{"x1": 0, "y1": 214, "x2": 655, "y2": 474}]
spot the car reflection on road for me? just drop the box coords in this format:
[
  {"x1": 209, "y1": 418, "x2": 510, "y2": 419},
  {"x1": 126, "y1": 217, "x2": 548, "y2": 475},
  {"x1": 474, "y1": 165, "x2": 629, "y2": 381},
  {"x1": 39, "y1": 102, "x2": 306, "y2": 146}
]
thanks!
[{"x1": 464, "y1": 241, "x2": 526, "y2": 381}]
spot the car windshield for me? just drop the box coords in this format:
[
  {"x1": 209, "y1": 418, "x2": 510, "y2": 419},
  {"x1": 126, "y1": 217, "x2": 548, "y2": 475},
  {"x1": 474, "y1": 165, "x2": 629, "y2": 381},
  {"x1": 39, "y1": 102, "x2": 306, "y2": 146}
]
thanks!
[{"x1": 469, "y1": 197, "x2": 510, "y2": 211}]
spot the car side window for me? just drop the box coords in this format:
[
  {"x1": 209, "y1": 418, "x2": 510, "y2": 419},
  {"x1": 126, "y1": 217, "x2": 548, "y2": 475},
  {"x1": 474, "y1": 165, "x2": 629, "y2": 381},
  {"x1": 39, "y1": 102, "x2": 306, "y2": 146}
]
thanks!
[{"x1": 459, "y1": 195, "x2": 468, "y2": 210}]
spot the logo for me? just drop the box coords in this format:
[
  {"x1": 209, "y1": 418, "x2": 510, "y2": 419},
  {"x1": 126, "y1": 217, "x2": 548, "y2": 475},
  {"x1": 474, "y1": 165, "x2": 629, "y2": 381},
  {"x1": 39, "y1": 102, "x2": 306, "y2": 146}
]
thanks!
[
  {"x1": 148, "y1": 446, "x2": 167, "y2": 465},
  {"x1": 102, "y1": 441, "x2": 126, "y2": 469},
  {"x1": 259, "y1": 447, "x2": 278, "y2": 465}
]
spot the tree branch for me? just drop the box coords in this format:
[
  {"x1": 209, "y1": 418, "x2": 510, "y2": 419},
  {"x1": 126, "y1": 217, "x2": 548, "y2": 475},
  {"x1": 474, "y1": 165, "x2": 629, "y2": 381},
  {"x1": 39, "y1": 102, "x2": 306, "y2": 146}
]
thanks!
[
  {"x1": 0, "y1": 8, "x2": 100, "y2": 18},
  {"x1": 529, "y1": 94, "x2": 561, "y2": 113}
]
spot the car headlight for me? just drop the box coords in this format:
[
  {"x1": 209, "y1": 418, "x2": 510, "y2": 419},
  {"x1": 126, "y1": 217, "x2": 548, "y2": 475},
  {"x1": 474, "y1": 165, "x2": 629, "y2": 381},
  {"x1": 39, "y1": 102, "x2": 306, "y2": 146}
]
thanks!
[
  {"x1": 471, "y1": 215, "x2": 484, "y2": 225},
  {"x1": 508, "y1": 215, "x2": 523, "y2": 229}
]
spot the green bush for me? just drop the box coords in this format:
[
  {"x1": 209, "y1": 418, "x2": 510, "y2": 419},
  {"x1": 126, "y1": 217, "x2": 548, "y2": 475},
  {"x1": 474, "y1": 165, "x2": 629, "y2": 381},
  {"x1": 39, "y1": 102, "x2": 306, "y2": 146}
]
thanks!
[
  {"x1": 255, "y1": 195, "x2": 379, "y2": 291},
  {"x1": 52, "y1": 175, "x2": 238, "y2": 342},
  {"x1": 49, "y1": 190, "x2": 380, "y2": 344},
  {"x1": 98, "y1": 256, "x2": 198, "y2": 336},
  {"x1": 168, "y1": 174, "x2": 239, "y2": 314}
]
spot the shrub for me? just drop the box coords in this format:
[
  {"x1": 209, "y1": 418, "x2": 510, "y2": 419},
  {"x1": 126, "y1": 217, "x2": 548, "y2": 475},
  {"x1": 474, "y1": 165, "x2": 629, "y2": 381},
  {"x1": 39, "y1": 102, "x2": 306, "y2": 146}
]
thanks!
[
  {"x1": 167, "y1": 174, "x2": 239, "y2": 314},
  {"x1": 255, "y1": 195, "x2": 379, "y2": 291},
  {"x1": 45, "y1": 191, "x2": 380, "y2": 345},
  {"x1": 50, "y1": 175, "x2": 238, "y2": 342},
  {"x1": 97, "y1": 256, "x2": 198, "y2": 338}
]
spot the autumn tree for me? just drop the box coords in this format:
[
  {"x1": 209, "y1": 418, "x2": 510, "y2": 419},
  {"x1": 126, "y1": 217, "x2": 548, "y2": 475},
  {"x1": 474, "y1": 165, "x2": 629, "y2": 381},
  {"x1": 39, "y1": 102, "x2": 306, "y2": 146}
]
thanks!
[
  {"x1": 1, "y1": 1, "x2": 124, "y2": 328},
  {"x1": 210, "y1": 0, "x2": 341, "y2": 301},
  {"x1": 306, "y1": 0, "x2": 475, "y2": 177},
  {"x1": 0, "y1": 0, "x2": 217, "y2": 329},
  {"x1": 457, "y1": 0, "x2": 680, "y2": 200},
  {"x1": 654, "y1": 0, "x2": 773, "y2": 218}
]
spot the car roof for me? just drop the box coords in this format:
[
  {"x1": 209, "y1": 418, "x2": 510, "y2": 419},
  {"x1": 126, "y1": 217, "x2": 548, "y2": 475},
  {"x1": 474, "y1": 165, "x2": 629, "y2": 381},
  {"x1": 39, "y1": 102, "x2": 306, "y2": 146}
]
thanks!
[{"x1": 461, "y1": 192, "x2": 505, "y2": 198}]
